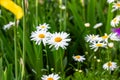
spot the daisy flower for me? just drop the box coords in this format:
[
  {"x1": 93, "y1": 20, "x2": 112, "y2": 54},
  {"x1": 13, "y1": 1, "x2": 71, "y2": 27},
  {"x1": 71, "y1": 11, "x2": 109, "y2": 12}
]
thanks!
[
  {"x1": 30, "y1": 30, "x2": 50, "y2": 46},
  {"x1": 110, "y1": 16, "x2": 120, "y2": 27},
  {"x1": 109, "y1": 28, "x2": 120, "y2": 41},
  {"x1": 36, "y1": 23, "x2": 50, "y2": 31},
  {"x1": 48, "y1": 32, "x2": 71, "y2": 50},
  {"x1": 85, "y1": 34, "x2": 100, "y2": 43},
  {"x1": 73, "y1": 55, "x2": 85, "y2": 62},
  {"x1": 109, "y1": 33, "x2": 120, "y2": 41},
  {"x1": 93, "y1": 23, "x2": 103, "y2": 29},
  {"x1": 112, "y1": 1, "x2": 120, "y2": 12},
  {"x1": 59, "y1": 5, "x2": 66, "y2": 10},
  {"x1": 101, "y1": 33, "x2": 110, "y2": 43},
  {"x1": 107, "y1": 0, "x2": 114, "y2": 4},
  {"x1": 90, "y1": 41, "x2": 107, "y2": 52},
  {"x1": 103, "y1": 61, "x2": 117, "y2": 71},
  {"x1": 41, "y1": 73, "x2": 60, "y2": 80},
  {"x1": 3, "y1": 21, "x2": 15, "y2": 30},
  {"x1": 84, "y1": 23, "x2": 90, "y2": 27}
]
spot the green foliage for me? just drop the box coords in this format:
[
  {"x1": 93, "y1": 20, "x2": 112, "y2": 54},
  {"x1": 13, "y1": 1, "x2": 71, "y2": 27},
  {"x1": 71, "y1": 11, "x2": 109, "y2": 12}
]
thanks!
[{"x1": 0, "y1": 0, "x2": 120, "y2": 80}]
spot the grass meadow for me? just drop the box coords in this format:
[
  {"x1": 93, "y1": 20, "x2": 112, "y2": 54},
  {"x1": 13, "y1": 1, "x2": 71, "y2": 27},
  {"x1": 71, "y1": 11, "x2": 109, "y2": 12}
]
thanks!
[{"x1": 1, "y1": 0, "x2": 120, "y2": 80}]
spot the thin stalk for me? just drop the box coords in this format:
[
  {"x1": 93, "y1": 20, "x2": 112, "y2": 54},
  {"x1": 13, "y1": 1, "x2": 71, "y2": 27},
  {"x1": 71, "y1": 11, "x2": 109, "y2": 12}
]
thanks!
[
  {"x1": 59, "y1": 0, "x2": 62, "y2": 31},
  {"x1": 45, "y1": 46, "x2": 49, "y2": 73},
  {"x1": 0, "y1": 57, "x2": 2, "y2": 80},
  {"x1": 60, "y1": 49, "x2": 63, "y2": 73},
  {"x1": 22, "y1": 0, "x2": 25, "y2": 79},
  {"x1": 36, "y1": 0, "x2": 38, "y2": 26},
  {"x1": 14, "y1": 0, "x2": 18, "y2": 79},
  {"x1": 14, "y1": 21, "x2": 18, "y2": 80},
  {"x1": 0, "y1": 39, "x2": 3, "y2": 80},
  {"x1": 63, "y1": 0, "x2": 67, "y2": 31},
  {"x1": 54, "y1": 50, "x2": 60, "y2": 73},
  {"x1": 59, "y1": 49, "x2": 65, "y2": 79},
  {"x1": 77, "y1": 62, "x2": 80, "y2": 69}
]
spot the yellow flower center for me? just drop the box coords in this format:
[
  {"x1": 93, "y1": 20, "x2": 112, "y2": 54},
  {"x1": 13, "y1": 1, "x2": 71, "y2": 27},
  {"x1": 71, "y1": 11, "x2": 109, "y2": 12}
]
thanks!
[
  {"x1": 113, "y1": 18, "x2": 117, "y2": 23},
  {"x1": 38, "y1": 34, "x2": 45, "y2": 38},
  {"x1": 54, "y1": 37, "x2": 62, "y2": 42},
  {"x1": 75, "y1": 55, "x2": 81, "y2": 59},
  {"x1": 47, "y1": 77, "x2": 54, "y2": 80},
  {"x1": 40, "y1": 25, "x2": 45, "y2": 28},
  {"x1": 96, "y1": 43, "x2": 103, "y2": 47},
  {"x1": 107, "y1": 62, "x2": 112, "y2": 67},
  {"x1": 102, "y1": 35, "x2": 108, "y2": 39},
  {"x1": 116, "y1": 3, "x2": 120, "y2": 7},
  {"x1": 92, "y1": 36, "x2": 95, "y2": 39}
]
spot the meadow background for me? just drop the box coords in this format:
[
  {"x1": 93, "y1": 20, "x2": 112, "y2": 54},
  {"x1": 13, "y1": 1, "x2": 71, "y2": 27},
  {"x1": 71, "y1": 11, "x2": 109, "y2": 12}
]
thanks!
[{"x1": 0, "y1": 0, "x2": 120, "y2": 80}]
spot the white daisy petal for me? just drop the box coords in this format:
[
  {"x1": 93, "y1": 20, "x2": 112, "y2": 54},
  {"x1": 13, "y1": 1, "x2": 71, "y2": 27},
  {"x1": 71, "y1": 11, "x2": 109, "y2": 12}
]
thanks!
[
  {"x1": 107, "y1": 0, "x2": 114, "y2": 4},
  {"x1": 3, "y1": 21, "x2": 15, "y2": 30},
  {"x1": 93, "y1": 23, "x2": 103, "y2": 29}
]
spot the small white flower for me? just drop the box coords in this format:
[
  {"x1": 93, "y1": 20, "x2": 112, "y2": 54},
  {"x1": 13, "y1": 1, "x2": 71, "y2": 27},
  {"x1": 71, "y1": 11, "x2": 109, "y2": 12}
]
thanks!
[
  {"x1": 90, "y1": 41, "x2": 107, "y2": 52},
  {"x1": 93, "y1": 23, "x2": 103, "y2": 29},
  {"x1": 73, "y1": 55, "x2": 85, "y2": 62},
  {"x1": 41, "y1": 73, "x2": 60, "y2": 80},
  {"x1": 85, "y1": 34, "x2": 100, "y2": 43},
  {"x1": 48, "y1": 32, "x2": 71, "y2": 50},
  {"x1": 3, "y1": 21, "x2": 15, "y2": 30},
  {"x1": 59, "y1": 5, "x2": 66, "y2": 10},
  {"x1": 107, "y1": 0, "x2": 114, "y2": 4},
  {"x1": 78, "y1": 70, "x2": 83, "y2": 73},
  {"x1": 111, "y1": 15, "x2": 120, "y2": 27},
  {"x1": 36, "y1": 23, "x2": 50, "y2": 31},
  {"x1": 103, "y1": 61, "x2": 117, "y2": 71},
  {"x1": 97, "y1": 59, "x2": 101, "y2": 62},
  {"x1": 109, "y1": 33, "x2": 120, "y2": 41},
  {"x1": 112, "y1": 2, "x2": 120, "y2": 12},
  {"x1": 30, "y1": 30, "x2": 50, "y2": 46},
  {"x1": 108, "y1": 42, "x2": 114, "y2": 48},
  {"x1": 84, "y1": 23, "x2": 90, "y2": 27}
]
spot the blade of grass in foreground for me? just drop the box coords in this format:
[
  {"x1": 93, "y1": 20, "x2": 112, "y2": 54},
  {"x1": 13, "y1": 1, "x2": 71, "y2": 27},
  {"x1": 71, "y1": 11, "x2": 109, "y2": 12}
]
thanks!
[
  {"x1": 87, "y1": 0, "x2": 96, "y2": 28},
  {"x1": 105, "y1": 3, "x2": 113, "y2": 33}
]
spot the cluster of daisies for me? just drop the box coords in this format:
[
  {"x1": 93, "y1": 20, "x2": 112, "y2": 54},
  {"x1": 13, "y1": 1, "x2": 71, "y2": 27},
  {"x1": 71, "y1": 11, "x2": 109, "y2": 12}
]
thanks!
[
  {"x1": 85, "y1": 33, "x2": 118, "y2": 71},
  {"x1": 30, "y1": 23, "x2": 71, "y2": 50},
  {"x1": 83, "y1": 0, "x2": 120, "y2": 72},
  {"x1": 85, "y1": 33, "x2": 119, "y2": 52}
]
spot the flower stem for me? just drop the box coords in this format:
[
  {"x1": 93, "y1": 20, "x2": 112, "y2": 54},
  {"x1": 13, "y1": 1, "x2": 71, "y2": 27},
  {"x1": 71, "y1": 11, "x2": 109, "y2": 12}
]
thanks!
[
  {"x1": 22, "y1": 0, "x2": 25, "y2": 79},
  {"x1": 14, "y1": 20, "x2": 18, "y2": 80},
  {"x1": 36, "y1": 0, "x2": 38, "y2": 26},
  {"x1": 59, "y1": 0, "x2": 62, "y2": 31},
  {"x1": 63, "y1": 0, "x2": 67, "y2": 31}
]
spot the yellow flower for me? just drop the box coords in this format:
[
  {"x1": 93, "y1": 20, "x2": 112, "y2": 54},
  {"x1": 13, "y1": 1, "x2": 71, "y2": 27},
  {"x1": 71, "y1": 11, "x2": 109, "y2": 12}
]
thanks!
[{"x1": 0, "y1": 0, "x2": 24, "y2": 20}]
